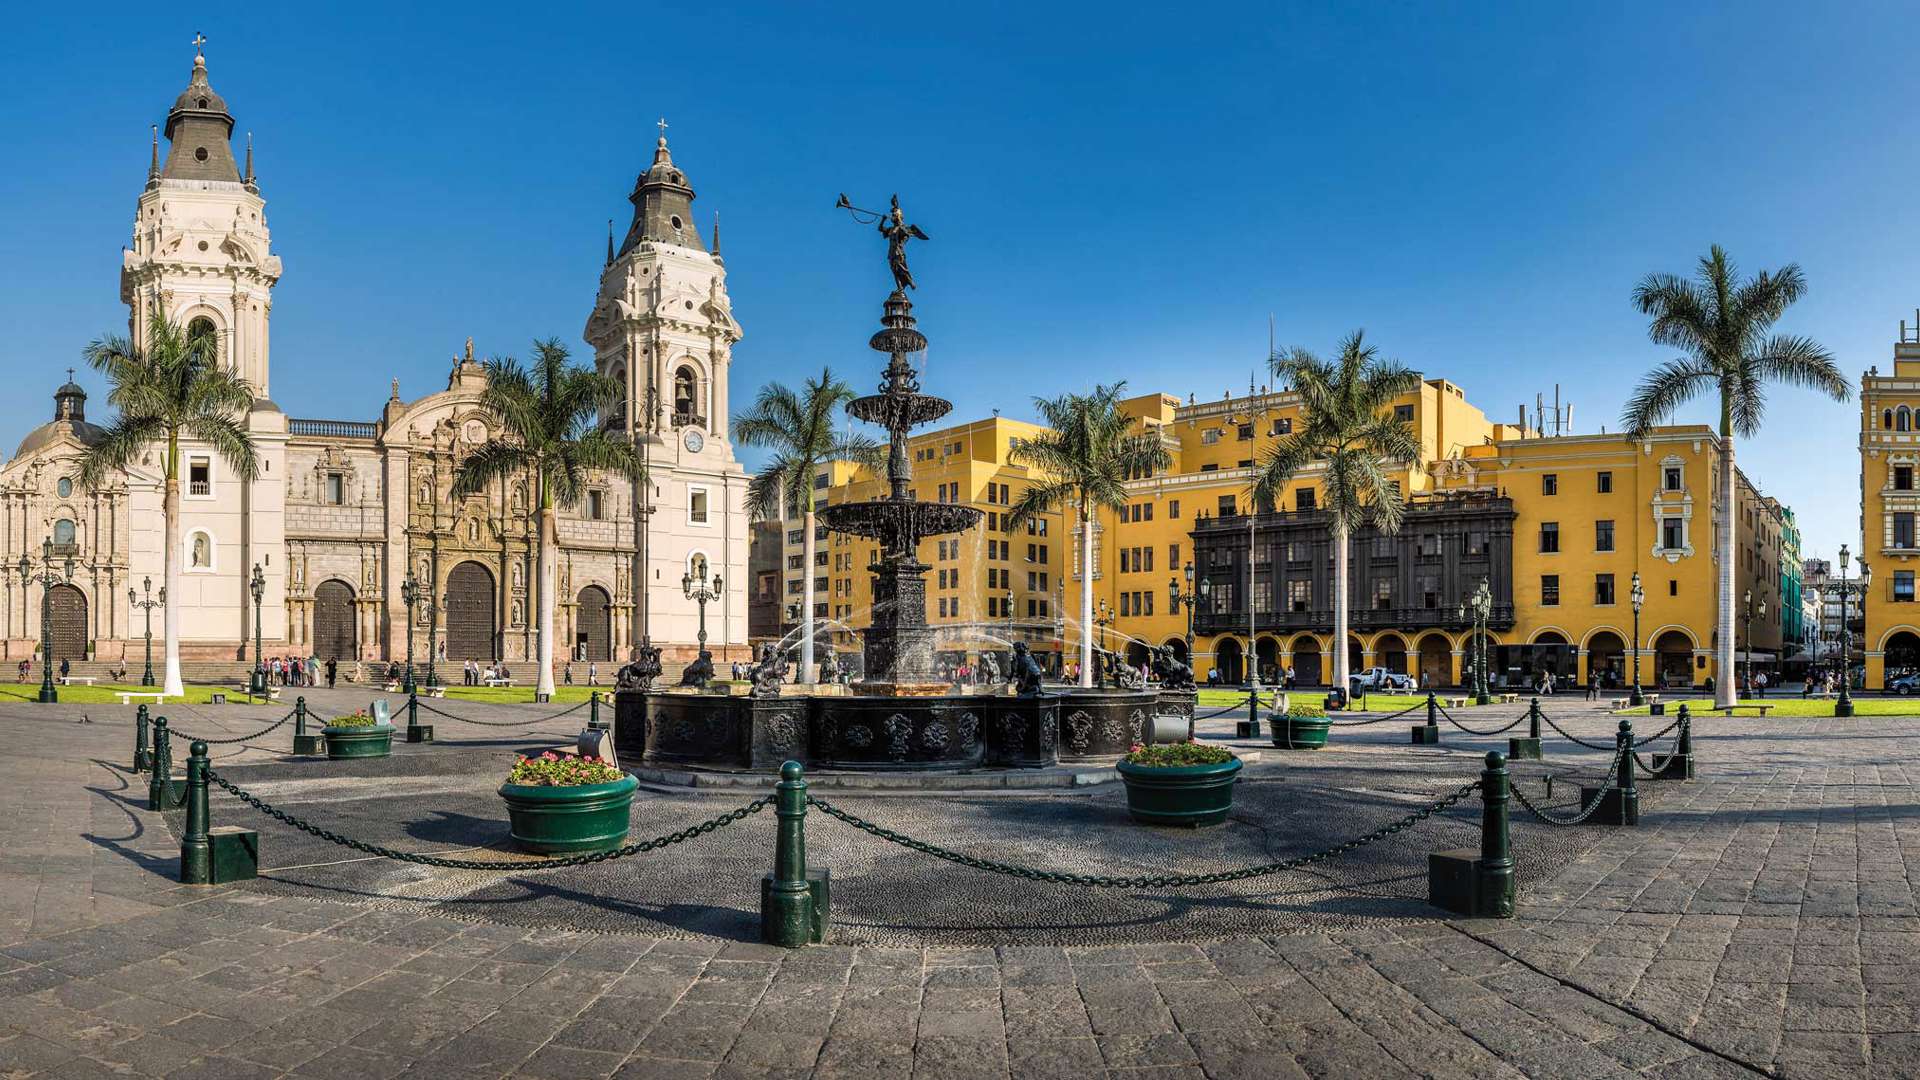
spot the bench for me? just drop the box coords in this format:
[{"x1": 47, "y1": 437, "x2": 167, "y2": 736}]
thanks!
[
  {"x1": 59, "y1": 676, "x2": 97, "y2": 686},
  {"x1": 423, "y1": 686, "x2": 447, "y2": 698},
  {"x1": 116, "y1": 691, "x2": 165, "y2": 706},
  {"x1": 483, "y1": 678, "x2": 513, "y2": 688},
  {"x1": 1713, "y1": 704, "x2": 1773, "y2": 716},
  {"x1": 1444, "y1": 697, "x2": 1468, "y2": 709}
]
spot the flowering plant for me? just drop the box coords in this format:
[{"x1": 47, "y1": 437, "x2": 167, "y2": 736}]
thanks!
[
  {"x1": 1286, "y1": 701, "x2": 1327, "y2": 719},
  {"x1": 328, "y1": 711, "x2": 378, "y2": 728},
  {"x1": 507, "y1": 751, "x2": 625, "y2": 787},
  {"x1": 1122, "y1": 742, "x2": 1236, "y2": 767}
]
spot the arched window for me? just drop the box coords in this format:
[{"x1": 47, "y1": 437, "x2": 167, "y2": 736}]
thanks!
[
  {"x1": 1901, "y1": 407, "x2": 1912, "y2": 432},
  {"x1": 52, "y1": 519, "x2": 75, "y2": 546},
  {"x1": 186, "y1": 316, "x2": 218, "y2": 348},
  {"x1": 187, "y1": 529, "x2": 214, "y2": 570},
  {"x1": 688, "y1": 552, "x2": 710, "y2": 581},
  {"x1": 1886, "y1": 409, "x2": 1895, "y2": 430},
  {"x1": 673, "y1": 366, "x2": 699, "y2": 425}
]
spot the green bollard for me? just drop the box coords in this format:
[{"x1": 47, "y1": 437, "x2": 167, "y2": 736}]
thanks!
[
  {"x1": 1579, "y1": 717, "x2": 1640, "y2": 825},
  {"x1": 1412, "y1": 691, "x2": 1441, "y2": 744},
  {"x1": 292, "y1": 696, "x2": 320, "y2": 755},
  {"x1": 181, "y1": 741, "x2": 212, "y2": 884},
  {"x1": 1428, "y1": 750, "x2": 1515, "y2": 917},
  {"x1": 146, "y1": 719, "x2": 178, "y2": 811},
  {"x1": 761, "y1": 761, "x2": 829, "y2": 946},
  {"x1": 590, "y1": 691, "x2": 600, "y2": 728},
  {"x1": 1508, "y1": 697, "x2": 1543, "y2": 760},
  {"x1": 405, "y1": 689, "x2": 433, "y2": 743},
  {"x1": 1647, "y1": 703, "x2": 1695, "y2": 780},
  {"x1": 134, "y1": 703, "x2": 151, "y2": 773}
]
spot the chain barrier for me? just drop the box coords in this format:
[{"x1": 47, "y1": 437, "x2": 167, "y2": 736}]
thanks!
[
  {"x1": 202, "y1": 767, "x2": 769, "y2": 869},
  {"x1": 1509, "y1": 743, "x2": 1629, "y2": 826},
  {"x1": 1630, "y1": 714, "x2": 1683, "y2": 746},
  {"x1": 165, "y1": 710, "x2": 297, "y2": 746},
  {"x1": 414, "y1": 698, "x2": 591, "y2": 728},
  {"x1": 1435, "y1": 703, "x2": 1527, "y2": 736},
  {"x1": 1537, "y1": 710, "x2": 1618, "y2": 750},
  {"x1": 804, "y1": 780, "x2": 1482, "y2": 889},
  {"x1": 1327, "y1": 702, "x2": 1425, "y2": 727},
  {"x1": 1192, "y1": 694, "x2": 1265, "y2": 721}
]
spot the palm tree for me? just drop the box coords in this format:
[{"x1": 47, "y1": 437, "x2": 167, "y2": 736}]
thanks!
[
  {"x1": 1006, "y1": 383, "x2": 1171, "y2": 688},
  {"x1": 1254, "y1": 331, "x2": 1421, "y2": 694},
  {"x1": 1622, "y1": 245, "x2": 1849, "y2": 708},
  {"x1": 79, "y1": 312, "x2": 258, "y2": 698},
  {"x1": 733, "y1": 368, "x2": 880, "y2": 683},
  {"x1": 451, "y1": 340, "x2": 643, "y2": 699}
]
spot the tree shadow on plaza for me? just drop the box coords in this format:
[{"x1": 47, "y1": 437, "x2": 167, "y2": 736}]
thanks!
[{"x1": 80, "y1": 768, "x2": 179, "y2": 880}]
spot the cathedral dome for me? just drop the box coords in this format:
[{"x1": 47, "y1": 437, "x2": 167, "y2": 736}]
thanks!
[
  {"x1": 616, "y1": 132, "x2": 704, "y2": 256},
  {"x1": 13, "y1": 378, "x2": 103, "y2": 459},
  {"x1": 169, "y1": 56, "x2": 231, "y2": 120},
  {"x1": 160, "y1": 52, "x2": 241, "y2": 183}
]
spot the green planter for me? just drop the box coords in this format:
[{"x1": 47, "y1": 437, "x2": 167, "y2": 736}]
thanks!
[
  {"x1": 322, "y1": 724, "x2": 393, "y2": 759},
  {"x1": 1268, "y1": 714, "x2": 1330, "y2": 750},
  {"x1": 498, "y1": 773, "x2": 639, "y2": 854},
  {"x1": 1116, "y1": 757, "x2": 1242, "y2": 827}
]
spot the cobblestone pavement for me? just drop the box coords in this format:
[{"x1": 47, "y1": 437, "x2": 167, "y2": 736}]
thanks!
[{"x1": 0, "y1": 693, "x2": 1907, "y2": 1077}]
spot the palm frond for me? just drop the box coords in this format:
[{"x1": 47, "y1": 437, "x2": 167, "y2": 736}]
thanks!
[
  {"x1": 450, "y1": 440, "x2": 534, "y2": 500},
  {"x1": 77, "y1": 416, "x2": 163, "y2": 489},
  {"x1": 1621, "y1": 357, "x2": 1717, "y2": 438}
]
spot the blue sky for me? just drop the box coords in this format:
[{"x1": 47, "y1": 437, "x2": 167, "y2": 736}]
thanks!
[{"x1": 4, "y1": 2, "x2": 1911, "y2": 565}]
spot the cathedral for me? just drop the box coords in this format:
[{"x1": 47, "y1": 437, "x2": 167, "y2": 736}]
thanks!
[{"x1": 0, "y1": 47, "x2": 750, "y2": 674}]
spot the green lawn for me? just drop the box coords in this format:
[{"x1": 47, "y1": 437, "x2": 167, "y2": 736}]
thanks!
[
  {"x1": 436, "y1": 685, "x2": 610, "y2": 705},
  {"x1": 1615, "y1": 696, "x2": 1918, "y2": 718},
  {"x1": 0, "y1": 682, "x2": 249, "y2": 705},
  {"x1": 1193, "y1": 688, "x2": 1483, "y2": 711}
]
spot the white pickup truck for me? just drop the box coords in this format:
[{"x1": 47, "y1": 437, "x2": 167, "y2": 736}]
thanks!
[{"x1": 1351, "y1": 667, "x2": 1417, "y2": 692}]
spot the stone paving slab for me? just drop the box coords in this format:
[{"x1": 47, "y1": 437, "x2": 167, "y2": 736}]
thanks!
[{"x1": 0, "y1": 695, "x2": 1903, "y2": 1076}]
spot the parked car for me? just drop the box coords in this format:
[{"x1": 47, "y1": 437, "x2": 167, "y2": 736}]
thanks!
[
  {"x1": 1890, "y1": 673, "x2": 1920, "y2": 695},
  {"x1": 1352, "y1": 667, "x2": 1417, "y2": 692}
]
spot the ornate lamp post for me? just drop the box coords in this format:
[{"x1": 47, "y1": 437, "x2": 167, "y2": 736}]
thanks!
[
  {"x1": 1628, "y1": 571, "x2": 1645, "y2": 707},
  {"x1": 1171, "y1": 562, "x2": 1201, "y2": 664},
  {"x1": 683, "y1": 564, "x2": 722, "y2": 654},
  {"x1": 130, "y1": 576, "x2": 165, "y2": 687},
  {"x1": 20, "y1": 539, "x2": 74, "y2": 703},
  {"x1": 248, "y1": 563, "x2": 266, "y2": 696},
  {"x1": 1095, "y1": 599, "x2": 1114, "y2": 685},
  {"x1": 1742, "y1": 589, "x2": 1767, "y2": 697},
  {"x1": 1458, "y1": 577, "x2": 1493, "y2": 706},
  {"x1": 1835, "y1": 545, "x2": 1870, "y2": 717},
  {"x1": 400, "y1": 571, "x2": 420, "y2": 694}
]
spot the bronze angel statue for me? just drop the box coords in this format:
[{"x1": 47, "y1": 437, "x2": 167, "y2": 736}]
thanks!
[{"x1": 880, "y1": 195, "x2": 928, "y2": 292}]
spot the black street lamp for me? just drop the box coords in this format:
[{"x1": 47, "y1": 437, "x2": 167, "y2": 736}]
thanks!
[
  {"x1": 1628, "y1": 571, "x2": 1645, "y2": 707},
  {"x1": 1458, "y1": 577, "x2": 1493, "y2": 706},
  {"x1": 400, "y1": 571, "x2": 420, "y2": 694},
  {"x1": 1170, "y1": 562, "x2": 1204, "y2": 666},
  {"x1": 1742, "y1": 589, "x2": 1767, "y2": 698},
  {"x1": 1836, "y1": 545, "x2": 1870, "y2": 717},
  {"x1": 683, "y1": 563, "x2": 722, "y2": 654},
  {"x1": 130, "y1": 576, "x2": 165, "y2": 687},
  {"x1": 20, "y1": 539, "x2": 74, "y2": 703},
  {"x1": 248, "y1": 563, "x2": 266, "y2": 696}
]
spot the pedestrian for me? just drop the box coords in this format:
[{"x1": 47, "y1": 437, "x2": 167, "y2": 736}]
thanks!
[
  {"x1": 1756, "y1": 671, "x2": 1768, "y2": 698},
  {"x1": 325, "y1": 657, "x2": 337, "y2": 688},
  {"x1": 588, "y1": 662, "x2": 597, "y2": 686},
  {"x1": 59, "y1": 656, "x2": 70, "y2": 680},
  {"x1": 563, "y1": 661, "x2": 573, "y2": 685}
]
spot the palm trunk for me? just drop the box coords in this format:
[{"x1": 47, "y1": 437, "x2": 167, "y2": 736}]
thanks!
[
  {"x1": 1333, "y1": 517, "x2": 1350, "y2": 693},
  {"x1": 800, "y1": 505, "x2": 817, "y2": 684},
  {"x1": 1717, "y1": 432, "x2": 1737, "y2": 707},
  {"x1": 1079, "y1": 497, "x2": 1094, "y2": 688},
  {"x1": 161, "y1": 475, "x2": 184, "y2": 698},
  {"x1": 536, "y1": 499, "x2": 557, "y2": 699}
]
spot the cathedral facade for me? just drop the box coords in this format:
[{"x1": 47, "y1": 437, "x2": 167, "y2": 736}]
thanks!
[{"x1": 0, "y1": 49, "x2": 749, "y2": 672}]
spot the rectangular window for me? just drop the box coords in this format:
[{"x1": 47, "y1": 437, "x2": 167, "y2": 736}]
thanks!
[
  {"x1": 1542, "y1": 473, "x2": 1558, "y2": 496},
  {"x1": 1664, "y1": 466, "x2": 1682, "y2": 491},
  {"x1": 189, "y1": 457, "x2": 211, "y2": 496},
  {"x1": 1218, "y1": 495, "x2": 1237, "y2": 516},
  {"x1": 1169, "y1": 544, "x2": 1180, "y2": 568},
  {"x1": 1202, "y1": 428, "x2": 1222, "y2": 444},
  {"x1": 1288, "y1": 579, "x2": 1310, "y2": 612},
  {"x1": 1143, "y1": 503, "x2": 1153, "y2": 521},
  {"x1": 1200, "y1": 463, "x2": 1219, "y2": 472},
  {"x1": 1541, "y1": 575, "x2": 1560, "y2": 606},
  {"x1": 1144, "y1": 590, "x2": 1154, "y2": 616},
  {"x1": 1662, "y1": 518, "x2": 1684, "y2": 550},
  {"x1": 1595, "y1": 520, "x2": 1615, "y2": 552},
  {"x1": 1296, "y1": 489, "x2": 1316, "y2": 512},
  {"x1": 1039, "y1": 545, "x2": 1048, "y2": 564},
  {"x1": 1597, "y1": 471, "x2": 1613, "y2": 494},
  {"x1": 1394, "y1": 404, "x2": 1414, "y2": 422},
  {"x1": 324, "y1": 473, "x2": 345, "y2": 505},
  {"x1": 586, "y1": 489, "x2": 605, "y2": 520},
  {"x1": 1466, "y1": 531, "x2": 1487, "y2": 556},
  {"x1": 1898, "y1": 466, "x2": 1915, "y2": 491},
  {"x1": 1237, "y1": 423, "x2": 1253, "y2": 441},
  {"x1": 1169, "y1": 499, "x2": 1181, "y2": 519},
  {"x1": 1419, "y1": 574, "x2": 1439, "y2": 609},
  {"x1": 1418, "y1": 533, "x2": 1441, "y2": 558},
  {"x1": 1898, "y1": 571, "x2": 1916, "y2": 603},
  {"x1": 1898, "y1": 513, "x2": 1916, "y2": 549},
  {"x1": 1595, "y1": 573, "x2": 1615, "y2": 605},
  {"x1": 1539, "y1": 522, "x2": 1560, "y2": 553},
  {"x1": 1143, "y1": 547, "x2": 1154, "y2": 573},
  {"x1": 787, "y1": 555, "x2": 802, "y2": 570},
  {"x1": 1374, "y1": 578, "x2": 1392, "y2": 610},
  {"x1": 688, "y1": 486, "x2": 710, "y2": 525},
  {"x1": 1669, "y1": 579, "x2": 1678, "y2": 597},
  {"x1": 1270, "y1": 417, "x2": 1291, "y2": 436}
]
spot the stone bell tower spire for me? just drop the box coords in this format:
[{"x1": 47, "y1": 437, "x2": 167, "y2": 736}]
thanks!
[{"x1": 121, "y1": 37, "x2": 281, "y2": 397}]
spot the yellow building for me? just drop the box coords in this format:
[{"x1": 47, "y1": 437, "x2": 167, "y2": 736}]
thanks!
[
  {"x1": 773, "y1": 416, "x2": 1069, "y2": 673},
  {"x1": 1859, "y1": 322, "x2": 1920, "y2": 688},
  {"x1": 1069, "y1": 384, "x2": 1785, "y2": 692}
]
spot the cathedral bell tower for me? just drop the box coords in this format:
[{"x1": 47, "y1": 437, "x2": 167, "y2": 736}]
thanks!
[
  {"x1": 584, "y1": 125, "x2": 748, "y2": 660},
  {"x1": 120, "y1": 40, "x2": 281, "y2": 398}
]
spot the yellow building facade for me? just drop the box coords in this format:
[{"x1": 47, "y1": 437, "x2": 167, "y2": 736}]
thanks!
[{"x1": 1859, "y1": 327, "x2": 1920, "y2": 688}]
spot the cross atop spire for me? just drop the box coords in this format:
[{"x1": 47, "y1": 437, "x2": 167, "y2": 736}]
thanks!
[
  {"x1": 192, "y1": 31, "x2": 206, "y2": 58},
  {"x1": 657, "y1": 116, "x2": 668, "y2": 139}
]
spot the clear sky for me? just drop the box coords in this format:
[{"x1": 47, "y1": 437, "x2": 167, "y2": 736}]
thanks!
[{"x1": 5, "y1": 2, "x2": 1912, "y2": 567}]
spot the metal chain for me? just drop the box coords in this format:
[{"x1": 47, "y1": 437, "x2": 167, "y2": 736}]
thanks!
[
  {"x1": 1436, "y1": 703, "x2": 1526, "y2": 736},
  {"x1": 805, "y1": 780, "x2": 1482, "y2": 889},
  {"x1": 1509, "y1": 745, "x2": 1628, "y2": 826},
  {"x1": 414, "y1": 698, "x2": 592, "y2": 728},
  {"x1": 1326, "y1": 703, "x2": 1424, "y2": 727},
  {"x1": 1193, "y1": 694, "x2": 1265, "y2": 721},
  {"x1": 202, "y1": 768, "x2": 768, "y2": 869},
  {"x1": 1631, "y1": 715, "x2": 1683, "y2": 746},
  {"x1": 1537, "y1": 710, "x2": 1619, "y2": 750},
  {"x1": 166, "y1": 710, "x2": 297, "y2": 746}
]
